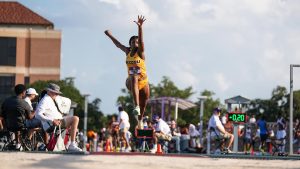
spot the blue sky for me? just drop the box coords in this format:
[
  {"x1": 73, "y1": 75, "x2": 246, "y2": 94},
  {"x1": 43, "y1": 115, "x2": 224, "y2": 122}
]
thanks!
[{"x1": 17, "y1": 0, "x2": 300, "y2": 114}]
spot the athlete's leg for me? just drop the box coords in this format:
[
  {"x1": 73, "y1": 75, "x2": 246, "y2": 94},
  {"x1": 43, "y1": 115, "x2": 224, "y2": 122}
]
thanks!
[
  {"x1": 127, "y1": 76, "x2": 141, "y2": 119},
  {"x1": 130, "y1": 75, "x2": 140, "y2": 107},
  {"x1": 139, "y1": 84, "x2": 150, "y2": 120},
  {"x1": 135, "y1": 84, "x2": 150, "y2": 129},
  {"x1": 126, "y1": 77, "x2": 131, "y2": 91}
]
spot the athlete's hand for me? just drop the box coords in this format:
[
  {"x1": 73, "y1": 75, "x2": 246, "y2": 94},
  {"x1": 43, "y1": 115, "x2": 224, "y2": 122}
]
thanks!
[
  {"x1": 134, "y1": 15, "x2": 146, "y2": 27},
  {"x1": 104, "y1": 30, "x2": 112, "y2": 36}
]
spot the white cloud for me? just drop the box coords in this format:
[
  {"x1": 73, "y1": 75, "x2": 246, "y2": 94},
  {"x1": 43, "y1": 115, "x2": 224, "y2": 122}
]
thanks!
[
  {"x1": 287, "y1": 30, "x2": 300, "y2": 63},
  {"x1": 168, "y1": 61, "x2": 198, "y2": 89},
  {"x1": 98, "y1": 0, "x2": 121, "y2": 8},
  {"x1": 97, "y1": 0, "x2": 160, "y2": 29},
  {"x1": 258, "y1": 47, "x2": 289, "y2": 84},
  {"x1": 231, "y1": 33, "x2": 246, "y2": 46},
  {"x1": 243, "y1": 0, "x2": 277, "y2": 15},
  {"x1": 21, "y1": 0, "x2": 300, "y2": 114},
  {"x1": 214, "y1": 73, "x2": 231, "y2": 92},
  {"x1": 164, "y1": 0, "x2": 193, "y2": 20}
]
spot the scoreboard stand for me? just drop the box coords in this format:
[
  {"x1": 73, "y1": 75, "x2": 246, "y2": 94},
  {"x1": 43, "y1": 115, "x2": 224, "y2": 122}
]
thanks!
[{"x1": 226, "y1": 112, "x2": 248, "y2": 153}]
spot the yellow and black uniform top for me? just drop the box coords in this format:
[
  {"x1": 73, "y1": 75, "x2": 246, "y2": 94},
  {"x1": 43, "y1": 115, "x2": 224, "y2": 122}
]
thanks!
[{"x1": 126, "y1": 51, "x2": 148, "y2": 90}]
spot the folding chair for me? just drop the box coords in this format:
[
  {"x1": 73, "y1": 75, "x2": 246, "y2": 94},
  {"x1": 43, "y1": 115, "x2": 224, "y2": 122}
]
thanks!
[
  {"x1": 2, "y1": 127, "x2": 33, "y2": 151},
  {"x1": 209, "y1": 127, "x2": 227, "y2": 154},
  {"x1": 270, "y1": 137, "x2": 288, "y2": 156}
]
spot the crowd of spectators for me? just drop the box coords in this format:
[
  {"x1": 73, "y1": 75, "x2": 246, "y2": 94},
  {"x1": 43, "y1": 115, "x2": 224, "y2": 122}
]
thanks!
[
  {"x1": 1, "y1": 85, "x2": 300, "y2": 155},
  {"x1": 0, "y1": 83, "x2": 82, "y2": 152}
]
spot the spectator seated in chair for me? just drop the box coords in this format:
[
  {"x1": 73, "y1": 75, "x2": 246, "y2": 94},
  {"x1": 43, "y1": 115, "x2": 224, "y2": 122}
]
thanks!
[
  {"x1": 170, "y1": 120, "x2": 181, "y2": 153},
  {"x1": 188, "y1": 124, "x2": 203, "y2": 153},
  {"x1": 35, "y1": 83, "x2": 82, "y2": 152},
  {"x1": 208, "y1": 108, "x2": 234, "y2": 153},
  {"x1": 24, "y1": 88, "x2": 48, "y2": 149},
  {"x1": 1, "y1": 84, "x2": 32, "y2": 150},
  {"x1": 150, "y1": 115, "x2": 172, "y2": 153}
]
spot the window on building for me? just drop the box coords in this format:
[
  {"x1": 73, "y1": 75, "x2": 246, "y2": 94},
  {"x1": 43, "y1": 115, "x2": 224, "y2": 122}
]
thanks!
[
  {"x1": 24, "y1": 76, "x2": 30, "y2": 86},
  {"x1": 0, "y1": 75, "x2": 15, "y2": 99},
  {"x1": 0, "y1": 37, "x2": 16, "y2": 66}
]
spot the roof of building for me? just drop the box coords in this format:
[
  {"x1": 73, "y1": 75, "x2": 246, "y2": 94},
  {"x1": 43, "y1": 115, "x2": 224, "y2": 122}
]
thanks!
[
  {"x1": 0, "y1": 2, "x2": 53, "y2": 28},
  {"x1": 225, "y1": 95, "x2": 251, "y2": 105}
]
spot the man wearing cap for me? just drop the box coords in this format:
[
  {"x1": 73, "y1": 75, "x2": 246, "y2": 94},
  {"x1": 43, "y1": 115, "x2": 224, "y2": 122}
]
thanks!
[
  {"x1": 23, "y1": 88, "x2": 46, "y2": 141},
  {"x1": 36, "y1": 83, "x2": 82, "y2": 152},
  {"x1": 24, "y1": 88, "x2": 39, "y2": 111},
  {"x1": 208, "y1": 108, "x2": 234, "y2": 153}
]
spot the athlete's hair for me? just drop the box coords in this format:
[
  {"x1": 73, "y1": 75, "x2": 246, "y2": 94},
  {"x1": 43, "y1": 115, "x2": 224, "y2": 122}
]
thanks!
[{"x1": 129, "y1": 35, "x2": 138, "y2": 46}]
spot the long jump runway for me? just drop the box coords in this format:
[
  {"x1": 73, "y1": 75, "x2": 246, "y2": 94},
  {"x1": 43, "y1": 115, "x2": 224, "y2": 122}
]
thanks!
[
  {"x1": 91, "y1": 151, "x2": 300, "y2": 160},
  {"x1": 1, "y1": 151, "x2": 300, "y2": 169}
]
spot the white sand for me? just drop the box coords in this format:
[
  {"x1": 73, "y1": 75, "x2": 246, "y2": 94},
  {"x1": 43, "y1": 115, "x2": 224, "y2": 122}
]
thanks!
[{"x1": 0, "y1": 152, "x2": 299, "y2": 169}]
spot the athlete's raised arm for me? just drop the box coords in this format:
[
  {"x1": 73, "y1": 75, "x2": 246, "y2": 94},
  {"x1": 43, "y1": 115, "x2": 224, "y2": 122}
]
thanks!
[
  {"x1": 134, "y1": 15, "x2": 146, "y2": 59},
  {"x1": 104, "y1": 30, "x2": 129, "y2": 54}
]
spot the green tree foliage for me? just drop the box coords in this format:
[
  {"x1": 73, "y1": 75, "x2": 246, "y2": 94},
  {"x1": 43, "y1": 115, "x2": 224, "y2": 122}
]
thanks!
[
  {"x1": 150, "y1": 76, "x2": 195, "y2": 126},
  {"x1": 246, "y1": 86, "x2": 300, "y2": 122},
  {"x1": 292, "y1": 91, "x2": 300, "y2": 119},
  {"x1": 285, "y1": 90, "x2": 300, "y2": 120},
  {"x1": 247, "y1": 98, "x2": 275, "y2": 121},
  {"x1": 195, "y1": 90, "x2": 221, "y2": 127},
  {"x1": 86, "y1": 98, "x2": 106, "y2": 132},
  {"x1": 150, "y1": 76, "x2": 194, "y2": 99},
  {"x1": 116, "y1": 76, "x2": 196, "y2": 129},
  {"x1": 115, "y1": 76, "x2": 225, "y2": 130}
]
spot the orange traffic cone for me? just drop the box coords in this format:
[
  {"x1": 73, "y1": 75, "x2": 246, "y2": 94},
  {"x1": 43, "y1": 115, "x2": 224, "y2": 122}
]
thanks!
[
  {"x1": 156, "y1": 144, "x2": 163, "y2": 154},
  {"x1": 105, "y1": 139, "x2": 111, "y2": 152}
]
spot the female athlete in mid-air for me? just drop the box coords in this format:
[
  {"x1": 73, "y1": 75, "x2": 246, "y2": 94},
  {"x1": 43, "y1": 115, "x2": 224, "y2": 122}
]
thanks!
[{"x1": 105, "y1": 15, "x2": 150, "y2": 129}]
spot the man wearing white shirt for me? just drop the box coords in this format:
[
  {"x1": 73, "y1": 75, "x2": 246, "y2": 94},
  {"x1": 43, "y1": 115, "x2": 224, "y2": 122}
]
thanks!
[
  {"x1": 208, "y1": 108, "x2": 234, "y2": 152},
  {"x1": 36, "y1": 83, "x2": 82, "y2": 152},
  {"x1": 276, "y1": 112, "x2": 286, "y2": 154},
  {"x1": 24, "y1": 88, "x2": 46, "y2": 141},
  {"x1": 24, "y1": 88, "x2": 40, "y2": 127},
  {"x1": 117, "y1": 106, "x2": 130, "y2": 152},
  {"x1": 150, "y1": 115, "x2": 172, "y2": 153}
]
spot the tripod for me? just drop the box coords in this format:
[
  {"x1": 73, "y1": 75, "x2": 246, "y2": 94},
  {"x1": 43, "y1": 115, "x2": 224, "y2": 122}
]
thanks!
[
  {"x1": 139, "y1": 137, "x2": 150, "y2": 152},
  {"x1": 135, "y1": 128, "x2": 153, "y2": 152}
]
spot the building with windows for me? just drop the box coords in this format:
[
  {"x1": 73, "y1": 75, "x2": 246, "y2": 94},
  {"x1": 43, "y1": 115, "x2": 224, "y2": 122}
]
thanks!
[{"x1": 0, "y1": 2, "x2": 61, "y2": 99}]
